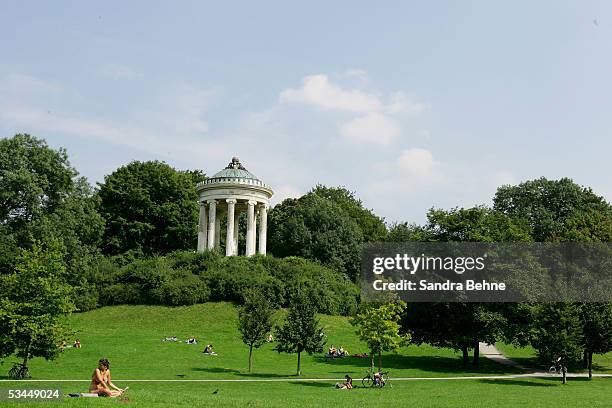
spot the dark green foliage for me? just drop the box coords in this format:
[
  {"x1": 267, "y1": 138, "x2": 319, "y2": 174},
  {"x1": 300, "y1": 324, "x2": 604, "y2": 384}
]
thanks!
[
  {"x1": 493, "y1": 177, "x2": 612, "y2": 242},
  {"x1": 0, "y1": 134, "x2": 75, "y2": 228},
  {"x1": 275, "y1": 290, "x2": 326, "y2": 375},
  {"x1": 310, "y1": 185, "x2": 387, "y2": 241},
  {"x1": 0, "y1": 134, "x2": 104, "y2": 311},
  {"x1": 90, "y1": 251, "x2": 358, "y2": 315},
  {"x1": 0, "y1": 242, "x2": 75, "y2": 373},
  {"x1": 97, "y1": 161, "x2": 204, "y2": 256},
  {"x1": 268, "y1": 193, "x2": 363, "y2": 280}
]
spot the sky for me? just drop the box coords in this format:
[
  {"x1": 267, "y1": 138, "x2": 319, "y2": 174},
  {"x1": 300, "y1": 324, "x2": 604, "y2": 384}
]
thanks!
[{"x1": 1, "y1": 1, "x2": 611, "y2": 224}]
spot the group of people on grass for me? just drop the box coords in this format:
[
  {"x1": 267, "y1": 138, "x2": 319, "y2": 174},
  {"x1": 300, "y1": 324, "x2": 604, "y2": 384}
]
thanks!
[
  {"x1": 61, "y1": 339, "x2": 81, "y2": 349},
  {"x1": 328, "y1": 344, "x2": 349, "y2": 358}
]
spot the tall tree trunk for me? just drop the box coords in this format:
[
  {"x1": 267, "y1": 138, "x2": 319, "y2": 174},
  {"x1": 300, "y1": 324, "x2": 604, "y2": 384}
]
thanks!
[
  {"x1": 583, "y1": 349, "x2": 589, "y2": 368},
  {"x1": 588, "y1": 351, "x2": 593, "y2": 380},
  {"x1": 472, "y1": 340, "x2": 480, "y2": 368},
  {"x1": 248, "y1": 344, "x2": 253, "y2": 372},
  {"x1": 461, "y1": 344, "x2": 469, "y2": 367},
  {"x1": 297, "y1": 351, "x2": 301, "y2": 376},
  {"x1": 378, "y1": 350, "x2": 382, "y2": 372}
]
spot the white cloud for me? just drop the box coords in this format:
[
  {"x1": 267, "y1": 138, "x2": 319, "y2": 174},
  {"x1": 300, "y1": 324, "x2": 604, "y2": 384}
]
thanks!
[
  {"x1": 0, "y1": 73, "x2": 225, "y2": 164},
  {"x1": 385, "y1": 92, "x2": 428, "y2": 115},
  {"x1": 396, "y1": 147, "x2": 444, "y2": 182},
  {"x1": 339, "y1": 113, "x2": 400, "y2": 145},
  {"x1": 279, "y1": 74, "x2": 381, "y2": 113},
  {"x1": 279, "y1": 73, "x2": 427, "y2": 145}
]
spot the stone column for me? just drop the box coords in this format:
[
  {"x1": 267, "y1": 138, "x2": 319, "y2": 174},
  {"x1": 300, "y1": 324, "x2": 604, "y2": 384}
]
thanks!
[
  {"x1": 197, "y1": 202, "x2": 207, "y2": 252},
  {"x1": 206, "y1": 200, "x2": 216, "y2": 250},
  {"x1": 214, "y1": 212, "x2": 221, "y2": 249},
  {"x1": 233, "y1": 211, "x2": 240, "y2": 255},
  {"x1": 258, "y1": 204, "x2": 268, "y2": 255},
  {"x1": 246, "y1": 200, "x2": 256, "y2": 256},
  {"x1": 253, "y1": 209, "x2": 258, "y2": 253},
  {"x1": 225, "y1": 199, "x2": 236, "y2": 256}
]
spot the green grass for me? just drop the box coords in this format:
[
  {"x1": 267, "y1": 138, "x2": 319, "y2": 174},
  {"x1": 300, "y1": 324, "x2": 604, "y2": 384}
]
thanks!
[
  {"x1": 0, "y1": 303, "x2": 610, "y2": 407},
  {"x1": 1, "y1": 378, "x2": 611, "y2": 408}
]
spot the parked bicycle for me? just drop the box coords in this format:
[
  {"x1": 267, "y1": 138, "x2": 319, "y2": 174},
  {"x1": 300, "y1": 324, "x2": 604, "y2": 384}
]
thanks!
[
  {"x1": 8, "y1": 363, "x2": 30, "y2": 380},
  {"x1": 548, "y1": 357, "x2": 566, "y2": 375},
  {"x1": 362, "y1": 370, "x2": 389, "y2": 388}
]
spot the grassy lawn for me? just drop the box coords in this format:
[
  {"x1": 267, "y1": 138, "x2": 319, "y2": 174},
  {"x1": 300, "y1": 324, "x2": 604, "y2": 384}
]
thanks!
[{"x1": 0, "y1": 303, "x2": 610, "y2": 407}]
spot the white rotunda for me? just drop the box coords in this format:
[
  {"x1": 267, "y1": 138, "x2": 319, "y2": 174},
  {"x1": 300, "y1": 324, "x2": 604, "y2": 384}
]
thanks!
[{"x1": 196, "y1": 157, "x2": 273, "y2": 256}]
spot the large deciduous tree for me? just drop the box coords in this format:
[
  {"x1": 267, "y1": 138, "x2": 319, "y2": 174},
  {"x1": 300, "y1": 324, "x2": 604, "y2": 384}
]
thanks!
[
  {"x1": 400, "y1": 207, "x2": 532, "y2": 367},
  {"x1": 494, "y1": 178, "x2": 612, "y2": 379},
  {"x1": 310, "y1": 185, "x2": 387, "y2": 242},
  {"x1": 98, "y1": 161, "x2": 205, "y2": 256},
  {"x1": 0, "y1": 134, "x2": 104, "y2": 310},
  {"x1": 268, "y1": 193, "x2": 363, "y2": 280}
]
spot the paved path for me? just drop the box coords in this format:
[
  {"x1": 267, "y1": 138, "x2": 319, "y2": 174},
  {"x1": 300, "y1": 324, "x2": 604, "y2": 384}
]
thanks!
[
  {"x1": 479, "y1": 342, "x2": 531, "y2": 371},
  {"x1": 2, "y1": 373, "x2": 610, "y2": 383}
]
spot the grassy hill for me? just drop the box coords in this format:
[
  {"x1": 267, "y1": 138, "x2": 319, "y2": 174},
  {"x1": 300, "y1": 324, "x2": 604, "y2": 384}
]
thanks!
[{"x1": 1, "y1": 302, "x2": 610, "y2": 407}]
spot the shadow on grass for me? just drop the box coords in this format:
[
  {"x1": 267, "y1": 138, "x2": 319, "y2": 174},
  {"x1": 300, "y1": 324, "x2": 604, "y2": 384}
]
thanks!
[
  {"x1": 477, "y1": 379, "x2": 557, "y2": 387},
  {"x1": 317, "y1": 355, "x2": 523, "y2": 375},
  {"x1": 236, "y1": 372, "x2": 296, "y2": 378},
  {"x1": 289, "y1": 381, "x2": 334, "y2": 388},
  {"x1": 191, "y1": 367, "x2": 241, "y2": 374}
]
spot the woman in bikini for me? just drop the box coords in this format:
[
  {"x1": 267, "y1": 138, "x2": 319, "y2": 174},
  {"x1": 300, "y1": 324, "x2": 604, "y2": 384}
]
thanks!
[{"x1": 89, "y1": 358, "x2": 127, "y2": 397}]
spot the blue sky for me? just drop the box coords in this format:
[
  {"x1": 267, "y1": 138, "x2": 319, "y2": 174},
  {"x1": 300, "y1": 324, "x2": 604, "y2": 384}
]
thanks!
[{"x1": 1, "y1": 1, "x2": 611, "y2": 223}]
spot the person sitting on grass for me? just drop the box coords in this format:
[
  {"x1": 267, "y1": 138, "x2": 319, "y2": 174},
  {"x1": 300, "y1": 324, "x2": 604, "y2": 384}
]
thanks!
[
  {"x1": 338, "y1": 346, "x2": 347, "y2": 357},
  {"x1": 328, "y1": 345, "x2": 337, "y2": 356},
  {"x1": 203, "y1": 344, "x2": 218, "y2": 355},
  {"x1": 89, "y1": 358, "x2": 127, "y2": 397},
  {"x1": 186, "y1": 336, "x2": 197, "y2": 344},
  {"x1": 74, "y1": 339, "x2": 81, "y2": 349},
  {"x1": 335, "y1": 374, "x2": 353, "y2": 389}
]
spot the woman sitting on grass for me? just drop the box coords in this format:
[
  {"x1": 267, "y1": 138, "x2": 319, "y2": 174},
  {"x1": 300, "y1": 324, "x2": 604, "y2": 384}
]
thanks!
[{"x1": 89, "y1": 358, "x2": 127, "y2": 397}]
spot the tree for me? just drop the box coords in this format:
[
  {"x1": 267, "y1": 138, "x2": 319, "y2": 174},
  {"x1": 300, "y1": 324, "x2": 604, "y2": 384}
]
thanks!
[
  {"x1": 310, "y1": 185, "x2": 387, "y2": 241},
  {"x1": 493, "y1": 177, "x2": 611, "y2": 242},
  {"x1": 238, "y1": 288, "x2": 275, "y2": 372},
  {"x1": 275, "y1": 291, "x2": 326, "y2": 376},
  {"x1": 494, "y1": 178, "x2": 612, "y2": 377},
  {"x1": 531, "y1": 303, "x2": 583, "y2": 384},
  {"x1": 0, "y1": 134, "x2": 104, "y2": 311},
  {"x1": 268, "y1": 193, "x2": 363, "y2": 280},
  {"x1": 0, "y1": 134, "x2": 75, "y2": 229},
  {"x1": 0, "y1": 242, "x2": 75, "y2": 376},
  {"x1": 351, "y1": 301, "x2": 409, "y2": 371},
  {"x1": 98, "y1": 161, "x2": 205, "y2": 256},
  {"x1": 580, "y1": 303, "x2": 612, "y2": 379},
  {"x1": 400, "y1": 207, "x2": 531, "y2": 367}
]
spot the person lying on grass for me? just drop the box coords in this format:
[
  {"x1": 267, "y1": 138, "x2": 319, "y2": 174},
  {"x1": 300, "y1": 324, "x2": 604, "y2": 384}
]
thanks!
[{"x1": 89, "y1": 358, "x2": 128, "y2": 397}]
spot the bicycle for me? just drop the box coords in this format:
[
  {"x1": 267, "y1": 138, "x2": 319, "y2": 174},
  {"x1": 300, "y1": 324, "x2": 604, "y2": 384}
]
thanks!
[
  {"x1": 361, "y1": 370, "x2": 390, "y2": 388},
  {"x1": 548, "y1": 358, "x2": 566, "y2": 375},
  {"x1": 8, "y1": 363, "x2": 30, "y2": 380}
]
